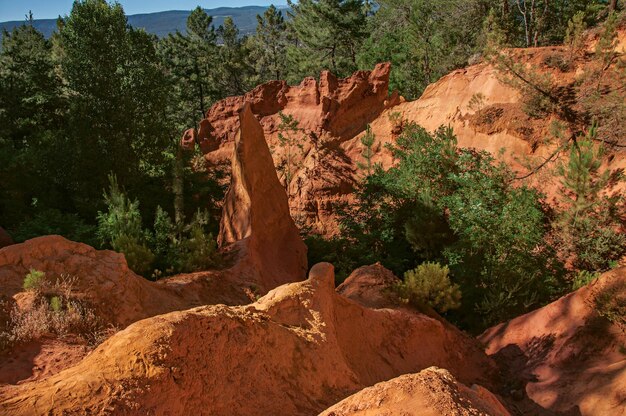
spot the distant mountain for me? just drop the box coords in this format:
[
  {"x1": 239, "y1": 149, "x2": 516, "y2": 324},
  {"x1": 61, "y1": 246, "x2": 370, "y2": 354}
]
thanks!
[{"x1": 1, "y1": 6, "x2": 286, "y2": 38}]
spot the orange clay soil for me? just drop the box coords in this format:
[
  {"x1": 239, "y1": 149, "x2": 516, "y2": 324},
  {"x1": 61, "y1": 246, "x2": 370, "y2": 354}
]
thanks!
[
  {"x1": 0, "y1": 263, "x2": 496, "y2": 415},
  {"x1": 319, "y1": 367, "x2": 511, "y2": 416}
]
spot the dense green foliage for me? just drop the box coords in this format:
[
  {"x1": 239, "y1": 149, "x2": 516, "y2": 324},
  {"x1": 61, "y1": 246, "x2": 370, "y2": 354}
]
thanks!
[
  {"x1": 554, "y1": 126, "x2": 626, "y2": 272},
  {"x1": 286, "y1": 0, "x2": 367, "y2": 80},
  {"x1": 331, "y1": 124, "x2": 564, "y2": 328},
  {"x1": 0, "y1": 1, "x2": 224, "y2": 277},
  {"x1": 97, "y1": 176, "x2": 220, "y2": 278}
]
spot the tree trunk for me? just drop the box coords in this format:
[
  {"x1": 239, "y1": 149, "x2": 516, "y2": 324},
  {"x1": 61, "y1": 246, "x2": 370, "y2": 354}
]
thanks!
[
  {"x1": 502, "y1": 0, "x2": 509, "y2": 18},
  {"x1": 609, "y1": 0, "x2": 618, "y2": 11},
  {"x1": 516, "y1": 0, "x2": 531, "y2": 47},
  {"x1": 173, "y1": 145, "x2": 185, "y2": 225}
]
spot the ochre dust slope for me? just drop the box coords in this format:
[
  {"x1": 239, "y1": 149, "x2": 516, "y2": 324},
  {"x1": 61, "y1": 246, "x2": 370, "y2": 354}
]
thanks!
[
  {"x1": 480, "y1": 267, "x2": 626, "y2": 416},
  {"x1": 319, "y1": 367, "x2": 511, "y2": 416},
  {"x1": 0, "y1": 263, "x2": 496, "y2": 416}
]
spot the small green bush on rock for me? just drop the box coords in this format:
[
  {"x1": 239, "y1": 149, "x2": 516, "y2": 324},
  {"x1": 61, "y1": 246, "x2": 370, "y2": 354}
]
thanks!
[
  {"x1": 394, "y1": 262, "x2": 461, "y2": 313},
  {"x1": 23, "y1": 269, "x2": 45, "y2": 291}
]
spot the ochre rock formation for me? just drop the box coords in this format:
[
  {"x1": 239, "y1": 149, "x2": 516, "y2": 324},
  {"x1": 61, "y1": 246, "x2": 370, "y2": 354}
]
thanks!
[
  {"x1": 0, "y1": 236, "x2": 248, "y2": 329},
  {"x1": 0, "y1": 263, "x2": 497, "y2": 415},
  {"x1": 192, "y1": 61, "x2": 531, "y2": 235},
  {"x1": 219, "y1": 103, "x2": 307, "y2": 290},
  {"x1": 480, "y1": 267, "x2": 626, "y2": 415},
  {"x1": 337, "y1": 262, "x2": 401, "y2": 309},
  {"x1": 320, "y1": 367, "x2": 511, "y2": 416},
  {"x1": 180, "y1": 127, "x2": 196, "y2": 151},
  {"x1": 0, "y1": 228, "x2": 12, "y2": 249},
  {"x1": 190, "y1": 63, "x2": 399, "y2": 235},
  {"x1": 189, "y1": 36, "x2": 626, "y2": 236},
  {"x1": 199, "y1": 62, "x2": 397, "y2": 157}
]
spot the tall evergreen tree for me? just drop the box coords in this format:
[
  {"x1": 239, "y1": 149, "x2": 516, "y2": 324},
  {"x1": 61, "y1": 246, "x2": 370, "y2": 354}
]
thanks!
[
  {"x1": 159, "y1": 7, "x2": 224, "y2": 225},
  {"x1": 216, "y1": 17, "x2": 254, "y2": 96},
  {"x1": 159, "y1": 7, "x2": 218, "y2": 127},
  {"x1": 0, "y1": 16, "x2": 66, "y2": 227},
  {"x1": 56, "y1": 0, "x2": 169, "y2": 218},
  {"x1": 247, "y1": 5, "x2": 289, "y2": 82},
  {"x1": 287, "y1": 0, "x2": 367, "y2": 79}
]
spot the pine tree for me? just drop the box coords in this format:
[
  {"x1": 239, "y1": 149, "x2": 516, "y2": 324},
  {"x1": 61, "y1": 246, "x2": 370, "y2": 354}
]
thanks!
[
  {"x1": 564, "y1": 11, "x2": 586, "y2": 63},
  {"x1": 558, "y1": 126, "x2": 608, "y2": 221},
  {"x1": 216, "y1": 17, "x2": 254, "y2": 96},
  {"x1": 159, "y1": 7, "x2": 218, "y2": 127},
  {"x1": 57, "y1": 0, "x2": 169, "y2": 218},
  {"x1": 556, "y1": 125, "x2": 626, "y2": 271},
  {"x1": 0, "y1": 14, "x2": 66, "y2": 228},
  {"x1": 286, "y1": 0, "x2": 367, "y2": 78},
  {"x1": 247, "y1": 5, "x2": 289, "y2": 82},
  {"x1": 276, "y1": 112, "x2": 305, "y2": 197},
  {"x1": 357, "y1": 124, "x2": 376, "y2": 175},
  {"x1": 0, "y1": 16, "x2": 62, "y2": 149}
]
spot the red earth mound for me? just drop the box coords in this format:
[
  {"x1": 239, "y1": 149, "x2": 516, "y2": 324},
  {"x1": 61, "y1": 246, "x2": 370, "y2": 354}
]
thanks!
[
  {"x1": 480, "y1": 267, "x2": 626, "y2": 415},
  {"x1": 0, "y1": 263, "x2": 497, "y2": 415},
  {"x1": 336, "y1": 262, "x2": 401, "y2": 309},
  {"x1": 320, "y1": 366, "x2": 511, "y2": 416}
]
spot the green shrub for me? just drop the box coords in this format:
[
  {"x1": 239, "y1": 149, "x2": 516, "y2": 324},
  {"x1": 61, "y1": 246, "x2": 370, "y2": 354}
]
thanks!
[
  {"x1": 23, "y1": 269, "x2": 46, "y2": 291},
  {"x1": 176, "y1": 210, "x2": 220, "y2": 273},
  {"x1": 97, "y1": 175, "x2": 155, "y2": 277},
  {"x1": 395, "y1": 262, "x2": 461, "y2": 313},
  {"x1": 97, "y1": 175, "x2": 223, "y2": 277},
  {"x1": 96, "y1": 175, "x2": 146, "y2": 247},
  {"x1": 152, "y1": 205, "x2": 175, "y2": 258},
  {"x1": 572, "y1": 270, "x2": 599, "y2": 290},
  {"x1": 49, "y1": 296, "x2": 62, "y2": 312},
  {"x1": 113, "y1": 234, "x2": 155, "y2": 277},
  {"x1": 594, "y1": 280, "x2": 626, "y2": 332},
  {"x1": 338, "y1": 123, "x2": 562, "y2": 329}
]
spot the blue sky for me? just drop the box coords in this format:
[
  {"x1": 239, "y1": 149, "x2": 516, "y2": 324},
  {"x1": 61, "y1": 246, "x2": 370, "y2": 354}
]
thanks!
[{"x1": 0, "y1": 0, "x2": 286, "y2": 21}]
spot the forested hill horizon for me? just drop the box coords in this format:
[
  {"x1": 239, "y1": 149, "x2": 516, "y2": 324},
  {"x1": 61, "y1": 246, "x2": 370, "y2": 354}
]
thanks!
[{"x1": 1, "y1": 5, "x2": 287, "y2": 38}]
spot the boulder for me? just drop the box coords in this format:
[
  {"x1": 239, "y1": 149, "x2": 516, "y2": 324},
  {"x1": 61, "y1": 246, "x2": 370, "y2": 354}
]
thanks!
[{"x1": 336, "y1": 262, "x2": 401, "y2": 309}]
